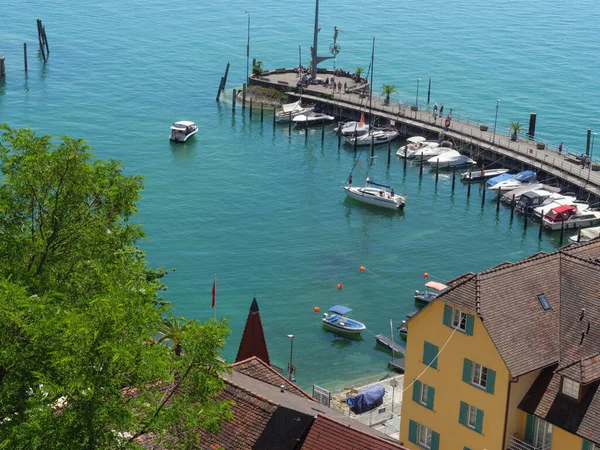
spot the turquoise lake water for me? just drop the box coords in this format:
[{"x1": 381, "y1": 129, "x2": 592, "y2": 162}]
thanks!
[{"x1": 1, "y1": 0, "x2": 598, "y2": 391}]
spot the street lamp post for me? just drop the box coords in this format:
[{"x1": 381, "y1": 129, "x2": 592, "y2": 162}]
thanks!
[
  {"x1": 589, "y1": 132, "x2": 597, "y2": 178},
  {"x1": 287, "y1": 334, "x2": 295, "y2": 382},
  {"x1": 415, "y1": 78, "x2": 421, "y2": 109},
  {"x1": 492, "y1": 99, "x2": 501, "y2": 144},
  {"x1": 245, "y1": 11, "x2": 250, "y2": 82}
]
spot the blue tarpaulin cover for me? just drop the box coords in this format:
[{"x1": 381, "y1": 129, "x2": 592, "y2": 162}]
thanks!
[
  {"x1": 346, "y1": 384, "x2": 385, "y2": 414},
  {"x1": 514, "y1": 170, "x2": 536, "y2": 181},
  {"x1": 329, "y1": 305, "x2": 352, "y2": 315},
  {"x1": 486, "y1": 173, "x2": 512, "y2": 187}
]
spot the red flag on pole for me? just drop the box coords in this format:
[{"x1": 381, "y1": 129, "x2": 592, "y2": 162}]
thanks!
[{"x1": 212, "y1": 276, "x2": 216, "y2": 309}]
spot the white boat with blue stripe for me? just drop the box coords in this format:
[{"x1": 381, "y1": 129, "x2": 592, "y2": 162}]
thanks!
[{"x1": 322, "y1": 305, "x2": 366, "y2": 335}]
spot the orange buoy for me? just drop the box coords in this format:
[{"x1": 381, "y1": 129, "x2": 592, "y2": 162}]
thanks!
[
  {"x1": 424, "y1": 272, "x2": 429, "y2": 279},
  {"x1": 314, "y1": 306, "x2": 320, "y2": 313},
  {"x1": 360, "y1": 266, "x2": 365, "y2": 272},
  {"x1": 337, "y1": 283, "x2": 343, "y2": 290}
]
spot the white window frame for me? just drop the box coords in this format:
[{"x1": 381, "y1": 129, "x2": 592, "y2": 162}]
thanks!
[
  {"x1": 471, "y1": 363, "x2": 488, "y2": 389},
  {"x1": 532, "y1": 417, "x2": 553, "y2": 448},
  {"x1": 419, "y1": 383, "x2": 429, "y2": 406},
  {"x1": 467, "y1": 404, "x2": 478, "y2": 429},
  {"x1": 452, "y1": 308, "x2": 467, "y2": 331},
  {"x1": 590, "y1": 443, "x2": 597, "y2": 450},
  {"x1": 562, "y1": 377, "x2": 580, "y2": 399},
  {"x1": 417, "y1": 423, "x2": 432, "y2": 449}
]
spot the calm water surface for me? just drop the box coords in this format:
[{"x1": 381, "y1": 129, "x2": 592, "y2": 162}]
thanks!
[{"x1": 1, "y1": 0, "x2": 597, "y2": 390}]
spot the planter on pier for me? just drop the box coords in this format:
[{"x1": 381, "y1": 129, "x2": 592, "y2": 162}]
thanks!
[
  {"x1": 592, "y1": 163, "x2": 600, "y2": 171},
  {"x1": 536, "y1": 142, "x2": 546, "y2": 150},
  {"x1": 479, "y1": 124, "x2": 488, "y2": 131},
  {"x1": 410, "y1": 105, "x2": 418, "y2": 111}
]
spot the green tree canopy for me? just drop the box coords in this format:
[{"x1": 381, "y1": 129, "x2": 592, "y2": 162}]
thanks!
[{"x1": 0, "y1": 124, "x2": 231, "y2": 449}]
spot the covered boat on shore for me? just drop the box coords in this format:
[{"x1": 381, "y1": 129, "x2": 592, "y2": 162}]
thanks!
[
  {"x1": 342, "y1": 178, "x2": 406, "y2": 210},
  {"x1": 275, "y1": 100, "x2": 315, "y2": 122},
  {"x1": 322, "y1": 305, "x2": 366, "y2": 335}
]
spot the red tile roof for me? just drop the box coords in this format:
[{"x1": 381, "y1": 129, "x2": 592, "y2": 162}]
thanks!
[
  {"x1": 236, "y1": 297, "x2": 270, "y2": 366},
  {"x1": 301, "y1": 414, "x2": 408, "y2": 450},
  {"x1": 232, "y1": 356, "x2": 315, "y2": 400}
]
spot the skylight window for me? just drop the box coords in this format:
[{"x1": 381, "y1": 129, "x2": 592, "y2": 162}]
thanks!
[{"x1": 537, "y1": 294, "x2": 551, "y2": 311}]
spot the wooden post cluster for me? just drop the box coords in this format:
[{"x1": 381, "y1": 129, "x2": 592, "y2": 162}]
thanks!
[
  {"x1": 216, "y1": 62, "x2": 230, "y2": 101},
  {"x1": 36, "y1": 19, "x2": 49, "y2": 63}
]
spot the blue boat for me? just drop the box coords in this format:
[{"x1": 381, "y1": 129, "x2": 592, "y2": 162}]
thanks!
[
  {"x1": 322, "y1": 305, "x2": 366, "y2": 335},
  {"x1": 486, "y1": 172, "x2": 513, "y2": 187}
]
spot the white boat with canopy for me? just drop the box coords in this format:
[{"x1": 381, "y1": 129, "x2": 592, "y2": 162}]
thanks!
[
  {"x1": 169, "y1": 121, "x2": 198, "y2": 143},
  {"x1": 397, "y1": 136, "x2": 451, "y2": 158},
  {"x1": 322, "y1": 305, "x2": 366, "y2": 335},
  {"x1": 337, "y1": 113, "x2": 371, "y2": 136},
  {"x1": 342, "y1": 178, "x2": 406, "y2": 210},
  {"x1": 275, "y1": 100, "x2": 315, "y2": 122}
]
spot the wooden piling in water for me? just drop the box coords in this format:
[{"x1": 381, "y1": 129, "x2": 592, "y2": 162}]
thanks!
[
  {"x1": 404, "y1": 146, "x2": 407, "y2": 171},
  {"x1": 36, "y1": 19, "x2": 47, "y2": 63},
  {"x1": 452, "y1": 167, "x2": 456, "y2": 193},
  {"x1": 242, "y1": 84, "x2": 247, "y2": 110},
  {"x1": 387, "y1": 142, "x2": 391, "y2": 165},
  {"x1": 419, "y1": 154, "x2": 424, "y2": 178},
  {"x1": 496, "y1": 190, "x2": 501, "y2": 213},
  {"x1": 288, "y1": 112, "x2": 292, "y2": 135},
  {"x1": 354, "y1": 134, "x2": 357, "y2": 152},
  {"x1": 510, "y1": 195, "x2": 516, "y2": 222},
  {"x1": 232, "y1": 89, "x2": 237, "y2": 112},
  {"x1": 559, "y1": 218, "x2": 565, "y2": 246},
  {"x1": 538, "y1": 216, "x2": 543, "y2": 240},
  {"x1": 23, "y1": 43, "x2": 28, "y2": 72},
  {"x1": 304, "y1": 117, "x2": 308, "y2": 141},
  {"x1": 249, "y1": 97, "x2": 253, "y2": 118},
  {"x1": 467, "y1": 171, "x2": 472, "y2": 198},
  {"x1": 42, "y1": 26, "x2": 49, "y2": 54},
  {"x1": 435, "y1": 159, "x2": 439, "y2": 184},
  {"x1": 370, "y1": 135, "x2": 374, "y2": 158},
  {"x1": 321, "y1": 121, "x2": 325, "y2": 144},
  {"x1": 216, "y1": 77, "x2": 225, "y2": 101},
  {"x1": 481, "y1": 183, "x2": 486, "y2": 208},
  {"x1": 577, "y1": 228, "x2": 581, "y2": 243},
  {"x1": 273, "y1": 108, "x2": 276, "y2": 129},
  {"x1": 0, "y1": 56, "x2": 5, "y2": 79},
  {"x1": 260, "y1": 102, "x2": 264, "y2": 123},
  {"x1": 524, "y1": 211, "x2": 528, "y2": 230}
]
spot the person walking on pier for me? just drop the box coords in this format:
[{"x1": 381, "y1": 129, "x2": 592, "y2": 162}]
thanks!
[
  {"x1": 440, "y1": 104, "x2": 444, "y2": 116},
  {"x1": 344, "y1": 82, "x2": 347, "y2": 93},
  {"x1": 558, "y1": 142, "x2": 563, "y2": 153},
  {"x1": 433, "y1": 103, "x2": 438, "y2": 121}
]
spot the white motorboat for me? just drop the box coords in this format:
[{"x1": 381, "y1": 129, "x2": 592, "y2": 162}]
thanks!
[
  {"x1": 345, "y1": 130, "x2": 399, "y2": 146},
  {"x1": 501, "y1": 183, "x2": 545, "y2": 204},
  {"x1": 292, "y1": 112, "x2": 335, "y2": 125},
  {"x1": 516, "y1": 189, "x2": 569, "y2": 213},
  {"x1": 396, "y1": 136, "x2": 450, "y2": 158},
  {"x1": 533, "y1": 196, "x2": 587, "y2": 218},
  {"x1": 542, "y1": 205, "x2": 600, "y2": 231},
  {"x1": 461, "y1": 168, "x2": 509, "y2": 182},
  {"x1": 337, "y1": 121, "x2": 371, "y2": 136},
  {"x1": 275, "y1": 100, "x2": 315, "y2": 122},
  {"x1": 169, "y1": 121, "x2": 198, "y2": 143},
  {"x1": 342, "y1": 178, "x2": 406, "y2": 210},
  {"x1": 426, "y1": 150, "x2": 475, "y2": 168},
  {"x1": 322, "y1": 305, "x2": 366, "y2": 335},
  {"x1": 488, "y1": 170, "x2": 537, "y2": 193},
  {"x1": 569, "y1": 226, "x2": 600, "y2": 243}
]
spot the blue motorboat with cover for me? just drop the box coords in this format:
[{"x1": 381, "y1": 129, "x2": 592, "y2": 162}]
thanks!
[
  {"x1": 346, "y1": 385, "x2": 385, "y2": 414},
  {"x1": 322, "y1": 305, "x2": 366, "y2": 335}
]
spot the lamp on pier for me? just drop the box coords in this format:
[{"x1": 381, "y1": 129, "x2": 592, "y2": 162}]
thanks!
[
  {"x1": 287, "y1": 334, "x2": 296, "y2": 382},
  {"x1": 245, "y1": 11, "x2": 250, "y2": 82},
  {"x1": 415, "y1": 78, "x2": 421, "y2": 109},
  {"x1": 492, "y1": 99, "x2": 501, "y2": 144}
]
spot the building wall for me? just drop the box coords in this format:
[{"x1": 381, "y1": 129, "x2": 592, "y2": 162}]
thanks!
[
  {"x1": 400, "y1": 300, "x2": 510, "y2": 450},
  {"x1": 504, "y1": 370, "x2": 540, "y2": 444},
  {"x1": 552, "y1": 423, "x2": 588, "y2": 450}
]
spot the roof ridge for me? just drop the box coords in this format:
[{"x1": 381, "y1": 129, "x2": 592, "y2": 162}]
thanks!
[
  {"x1": 314, "y1": 414, "x2": 406, "y2": 447},
  {"x1": 480, "y1": 252, "x2": 556, "y2": 277}
]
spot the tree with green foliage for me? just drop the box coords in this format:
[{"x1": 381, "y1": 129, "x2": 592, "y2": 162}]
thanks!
[
  {"x1": 252, "y1": 60, "x2": 264, "y2": 77},
  {"x1": 509, "y1": 121, "x2": 523, "y2": 141},
  {"x1": 354, "y1": 66, "x2": 365, "y2": 80},
  {"x1": 0, "y1": 124, "x2": 232, "y2": 449},
  {"x1": 381, "y1": 84, "x2": 397, "y2": 105}
]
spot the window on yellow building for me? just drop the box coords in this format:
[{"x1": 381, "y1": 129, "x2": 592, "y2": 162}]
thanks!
[
  {"x1": 462, "y1": 359, "x2": 496, "y2": 394},
  {"x1": 408, "y1": 419, "x2": 440, "y2": 450},
  {"x1": 561, "y1": 377, "x2": 580, "y2": 399},
  {"x1": 443, "y1": 305, "x2": 474, "y2": 336},
  {"x1": 582, "y1": 440, "x2": 597, "y2": 450},
  {"x1": 423, "y1": 341, "x2": 439, "y2": 369},
  {"x1": 459, "y1": 401, "x2": 484, "y2": 434},
  {"x1": 412, "y1": 380, "x2": 435, "y2": 410}
]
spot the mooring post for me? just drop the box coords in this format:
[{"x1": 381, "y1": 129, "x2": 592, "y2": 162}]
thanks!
[
  {"x1": 404, "y1": 146, "x2": 407, "y2": 171},
  {"x1": 232, "y1": 89, "x2": 237, "y2": 112},
  {"x1": 510, "y1": 194, "x2": 516, "y2": 222},
  {"x1": 577, "y1": 228, "x2": 582, "y2": 243},
  {"x1": 42, "y1": 25, "x2": 49, "y2": 54},
  {"x1": 0, "y1": 56, "x2": 5, "y2": 79},
  {"x1": 481, "y1": 183, "x2": 486, "y2": 208},
  {"x1": 419, "y1": 153, "x2": 424, "y2": 178},
  {"x1": 36, "y1": 19, "x2": 46, "y2": 63},
  {"x1": 321, "y1": 120, "x2": 325, "y2": 144},
  {"x1": 387, "y1": 142, "x2": 391, "y2": 165},
  {"x1": 523, "y1": 210, "x2": 528, "y2": 230},
  {"x1": 354, "y1": 134, "x2": 358, "y2": 152},
  {"x1": 559, "y1": 217, "x2": 565, "y2": 246},
  {"x1": 304, "y1": 117, "x2": 308, "y2": 141},
  {"x1": 467, "y1": 171, "x2": 472, "y2": 198},
  {"x1": 288, "y1": 112, "x2": 292, "y2": 135},
  {"x1": 370, "y1": 135, "x2": 374, "y2": 158},
  {"x1": 435, "y1": 159, "x2": 439, "y2": 184},
  {"x1": 23, "y1": 43, "x2": 28, "y2": 72},
  {"x1": 338, "y1": 129, "x2": 341, "y2": 149},
  {"x1": 496, "y1": 190, "x2": 501, "y2": 213},
  {"x1": 223, "y1": 62, "x2": 230, "y2": 89},
  {"x1": 273, "y1": 108, "x2": 276, "y2": 129},
  {"x1": 538, "y1": 215, "x2": 543, "y2": 240},
  {"x1": 451, "y1": 167, "x2": 456, "y2": 193},
  {"x1": 260, "y1": 102, "x2": 264, "y2": 123},
  {"x1": 216, "y1": 77, "x2": 225, "y2": 101},
  {"x1": 249, "y1": 97, "x2": 253, "y2": 118},
  {"x1": 242, "y1": 83, "x2": 247, "y2": 110}
]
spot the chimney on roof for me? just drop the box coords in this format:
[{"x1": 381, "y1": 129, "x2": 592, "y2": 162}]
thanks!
[
  {"x1": 280, "y1": 384, "x2": 285, "y2": 393},
  {"x1": 580, "y1": 308, "x2": 585, "y2": 321}
]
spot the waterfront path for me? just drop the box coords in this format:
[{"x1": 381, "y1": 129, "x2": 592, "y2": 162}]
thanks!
[{"x1": 252, "y1": 70, "x2": 600, "y2": 200}]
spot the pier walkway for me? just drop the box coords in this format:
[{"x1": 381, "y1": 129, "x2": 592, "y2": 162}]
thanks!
[{"x1": 251, "y1": 70, "x2": 600, "y2": 200}]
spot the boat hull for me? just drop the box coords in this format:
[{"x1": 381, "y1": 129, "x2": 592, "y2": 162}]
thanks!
[
  {"x1": 543, "y1": 217, "x2": 600, "y2": 231},
  {"x1": 169, "y1": 128, "x2": 198, "y2": 143},
  {"x1": 322, "y1": 320, "x2": 365, "y2": 335},
  {"x1": 346, "y1": 131, "x2": 399, "y2": 146},
  {"x1": 342, "y1": 186, "x2": 405, "y2": 210}
]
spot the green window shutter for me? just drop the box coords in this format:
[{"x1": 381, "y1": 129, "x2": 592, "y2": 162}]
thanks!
[
  {"x1": 459, "y1": 401, "x2": 468, "y2": 426},
  {"x1": 431, "y1": 430, "x2": 440, "y2": 450},
  {"x1": 443, "y1": 304, "x2": 453, "y2": 327},
  {"x1": 464, "y1": 448, "x2": 472, "y2": 450},
  {"x1": 429, "y1": 344, "x2": 438, "y2": 369},
  {"x1": 413, "y1": 380, "x2": 422, "y2": 404},
  {"x1": 524, "y1": 414, "x2": 535, "y2": 443},
  {"x1": 582, "y1": 440, "x2": 591, "y2": 450},
  {"x1": 465, "y1": 314, "x2": 474, "y2": 336},
  {"x1": 426, "y1": 385, "x2": 435, "y2": 410},
  {"x1": 462, "y1": 359, "x2": 472, "y2": 384},
  {"x1": 408, "y1": 420, "x2": 417, "y2": 445},
  {"x1": 475, "y1": 408, "x2": 484, "y2": 433},
  {"x1": 486, "y1": 368, "x2": 496, "y2": 394}
]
